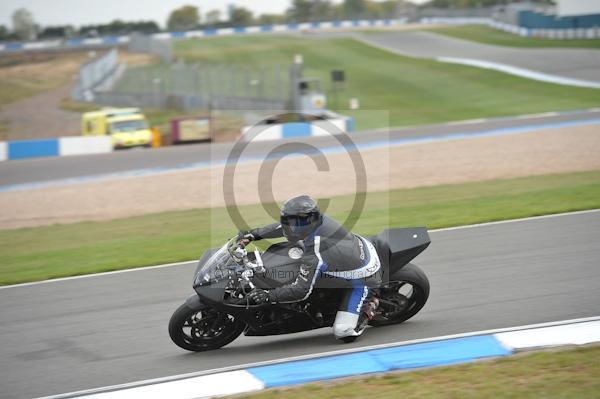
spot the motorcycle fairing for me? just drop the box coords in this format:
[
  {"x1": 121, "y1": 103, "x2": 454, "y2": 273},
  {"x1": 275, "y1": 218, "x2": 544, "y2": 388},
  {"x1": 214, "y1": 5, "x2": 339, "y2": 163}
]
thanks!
[
  {"x1": 371, "y1": 228, "x2": 430, "y2": 281},
  {"x1": 191, "y1": 227, "x2": 430, "y2": 335}
]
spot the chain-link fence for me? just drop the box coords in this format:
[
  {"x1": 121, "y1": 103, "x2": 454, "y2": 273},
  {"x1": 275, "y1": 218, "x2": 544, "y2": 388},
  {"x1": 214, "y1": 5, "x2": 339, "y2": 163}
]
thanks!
[
  {"x1": 94, "y1": 62, "x2": 290, "y2": 111},
  {"x1": 128, "y1": 33, "x2": 173, "y2": 63}
]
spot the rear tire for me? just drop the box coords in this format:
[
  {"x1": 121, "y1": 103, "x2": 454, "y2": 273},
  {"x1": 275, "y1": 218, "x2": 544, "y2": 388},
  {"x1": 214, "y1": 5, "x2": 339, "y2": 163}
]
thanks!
[
  {"x1": 168, "y1": 303, "x2": 246, "y2": 352},
  {"x1": 369, "y1": 263, "x2": 430, "y2": 327}
]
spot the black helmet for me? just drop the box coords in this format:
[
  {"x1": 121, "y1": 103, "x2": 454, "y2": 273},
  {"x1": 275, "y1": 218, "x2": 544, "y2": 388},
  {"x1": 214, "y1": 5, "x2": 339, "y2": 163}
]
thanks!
[{"x1": 280, "y1": 195, "x2": 322, "y2": 242}]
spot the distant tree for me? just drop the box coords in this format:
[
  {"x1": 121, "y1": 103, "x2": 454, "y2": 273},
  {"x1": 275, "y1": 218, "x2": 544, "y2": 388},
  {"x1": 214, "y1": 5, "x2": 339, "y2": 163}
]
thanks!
[
  {"x1": 39, "y1": 25, "x2": 76, "y2": 39},
  {"x1": 363, "y1": 0, "x2": 398, "y2": 18},
  {"x1": 287, "y1": 0, "x2": 335, "y2": 22},
  {"x1": 118, "y1": 20, "x2": 159, "y2": 34},
  {"x1": 343, "y1": 0, "x2": 366, "y2": 18},
  {"x1": 78, "y1": 20, "x2": 159, "y2": 37},
  {"x1": 380, "y1": 0, "x2": 399, "y2": 16},
  {"x1": 365, "y1": 1, "x2": 384, "y2": 18},
  {"x1": 106, "y1": 19, "x2": 127, "y2": 35},
  {"x1": 0, "y1": 25, "x2": 9, "y2": 41},
  {"x1": 312, "y1": 0, "x2": 334, "y2": 20},
  {"x1": 205, "y1": 9, "x2": 221, "y2": 25},
  {"x1": 12, "y1": 8, "x2": 37, "y2": 40},
  {"x1": 435, "y1": 0, "x2": 453, "y2": 6},
  {"x1": 258, "y1": 14, "x2": 287, "y2": 25},
  {"x1": 230, "y1": 7, "x2": 253, "y2": 26},
  {"x1": 422, "y1": 0, "x2": 519, "y2": 7},
  {"x1": 133, "y1": 21, "x2": 160, "y2": 34},
  {"x1": 288, "y1": 0, "x2": 313, "y2": 21},
  {"x1": 167, "y1": 5, "x2": 200, "y2": 31},
  {"x1": 331, "y1": 3, "x2": 345, "y2": 19}
]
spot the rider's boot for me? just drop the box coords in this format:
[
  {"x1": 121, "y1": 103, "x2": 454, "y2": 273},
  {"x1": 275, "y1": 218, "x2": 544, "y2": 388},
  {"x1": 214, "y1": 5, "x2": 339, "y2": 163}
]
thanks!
[
  {"x1": 354, "y1": 295, "x2": 380, "y2": 335},
  {"x1": 335, "y1": 291, "x2": 380, "y2": 343}
]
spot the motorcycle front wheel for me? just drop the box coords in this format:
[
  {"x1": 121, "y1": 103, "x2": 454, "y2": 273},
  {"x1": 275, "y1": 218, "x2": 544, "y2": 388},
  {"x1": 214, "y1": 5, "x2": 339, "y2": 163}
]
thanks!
[{"x1": 168, "y1": 303, "x2": 246, "y2": 352}]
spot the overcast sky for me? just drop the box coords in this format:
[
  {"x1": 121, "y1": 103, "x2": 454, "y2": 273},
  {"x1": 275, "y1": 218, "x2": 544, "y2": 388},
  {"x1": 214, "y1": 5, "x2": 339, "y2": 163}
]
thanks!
[{"x1": 0, "y1": 0, "x2": 426, "y2": 29}]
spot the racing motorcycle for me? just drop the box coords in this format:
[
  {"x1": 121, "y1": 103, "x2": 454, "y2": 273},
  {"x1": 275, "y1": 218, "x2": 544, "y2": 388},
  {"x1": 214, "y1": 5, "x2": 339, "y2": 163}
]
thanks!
[{"x1": 169, "y1": 228, "x2": 431, "y2": 351}]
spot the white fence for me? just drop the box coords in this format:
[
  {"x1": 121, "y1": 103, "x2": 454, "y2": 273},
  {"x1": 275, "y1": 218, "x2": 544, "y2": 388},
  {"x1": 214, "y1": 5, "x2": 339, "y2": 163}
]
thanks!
[{"x1": 0, "y1": 19, "x2": 404, "y2": 54}]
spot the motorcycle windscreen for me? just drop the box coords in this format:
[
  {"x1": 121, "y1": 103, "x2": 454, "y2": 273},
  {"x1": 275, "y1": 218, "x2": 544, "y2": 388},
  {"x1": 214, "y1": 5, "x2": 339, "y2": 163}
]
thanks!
[{"x1": 193, "y1": 243, "x2": 236, "y2": 288}]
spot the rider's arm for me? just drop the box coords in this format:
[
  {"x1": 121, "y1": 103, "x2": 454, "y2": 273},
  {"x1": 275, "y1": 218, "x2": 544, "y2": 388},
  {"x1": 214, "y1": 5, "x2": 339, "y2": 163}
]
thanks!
[
  {"x1": 268, "y1": 252, "x2": 321, "y2": 303},
  {"x1": 250, "y1": 223, "x2": 284, "y2": 240}
]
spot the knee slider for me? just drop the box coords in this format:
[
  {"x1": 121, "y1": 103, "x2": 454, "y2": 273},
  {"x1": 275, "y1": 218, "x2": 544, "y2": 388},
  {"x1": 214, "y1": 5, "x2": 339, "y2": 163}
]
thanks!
[{"x1": 333, "y1": 323, "x2": 359, "y2": 339}]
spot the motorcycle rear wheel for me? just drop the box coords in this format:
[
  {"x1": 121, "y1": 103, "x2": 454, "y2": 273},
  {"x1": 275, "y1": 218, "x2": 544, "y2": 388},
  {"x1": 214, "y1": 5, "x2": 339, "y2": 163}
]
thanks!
[
  {"x1": 369, "y1": 263, "x2": 430, "y2": 327},
  {"x1": 168, "y1": 303, "x2": 246, "y2": 352}
]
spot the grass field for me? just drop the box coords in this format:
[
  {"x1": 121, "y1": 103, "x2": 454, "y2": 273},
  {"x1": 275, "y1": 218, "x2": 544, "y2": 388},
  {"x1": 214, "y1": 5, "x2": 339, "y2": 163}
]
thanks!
[
  {"x1": 0, "y1": 53, "x2": 87, "y2": 108},
  {"x1": 164, "y1": 35, "x2": 600, "y2": 130},
  {"x1": 1, "y1": 170, "x2": 599, "y2": 285},
  {"x1": 0, "y1": 52, "x2": 155, "y2": 109},
  {"x1": 427, "y1": 25, "x2": 600, "y2": 49},
  {"x1": 240, "y1": 345, "x2": 600, "y2": 399}
]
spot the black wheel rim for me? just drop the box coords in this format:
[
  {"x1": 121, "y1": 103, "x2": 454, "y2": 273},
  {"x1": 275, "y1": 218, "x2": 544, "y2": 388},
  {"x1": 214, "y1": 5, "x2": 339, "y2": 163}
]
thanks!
[
  {"x1": 182, "y1": 309, "x2": 239, "y2": 344},
  {"x1": 375, "y1": 281, "x2": 421, "y2": 322}
]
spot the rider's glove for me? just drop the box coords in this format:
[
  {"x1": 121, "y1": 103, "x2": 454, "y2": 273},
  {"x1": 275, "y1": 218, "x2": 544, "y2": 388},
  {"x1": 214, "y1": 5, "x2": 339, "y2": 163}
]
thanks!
[
  {"x1": 247, "y1": 288, "x2": 270, "y2": 305},
  {"x1": 237, "y1": 231, "x2": 256, "y2": 246}
]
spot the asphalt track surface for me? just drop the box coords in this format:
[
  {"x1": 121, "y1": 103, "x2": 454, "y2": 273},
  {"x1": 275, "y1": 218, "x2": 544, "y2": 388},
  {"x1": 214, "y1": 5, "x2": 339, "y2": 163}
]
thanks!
[
  {"x1": 354, "y1": 31, "x2": 600, "y2": 83},
  {"x1": 1, "y1": 109, "x2": 600, "y2": 188},
  {"x1": 1, "y1": 211, "x2": 599, "y2": 398}
]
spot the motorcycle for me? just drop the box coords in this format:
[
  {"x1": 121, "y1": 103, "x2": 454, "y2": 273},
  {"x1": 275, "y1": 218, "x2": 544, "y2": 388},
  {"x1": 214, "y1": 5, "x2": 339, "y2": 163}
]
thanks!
[{"x1": 169, "y1": 227, "x2": 431, "y2": 351}]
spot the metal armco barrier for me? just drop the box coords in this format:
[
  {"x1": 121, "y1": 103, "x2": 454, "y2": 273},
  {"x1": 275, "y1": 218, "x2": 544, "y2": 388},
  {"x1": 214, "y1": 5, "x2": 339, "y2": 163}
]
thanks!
[{"x1": 421, "y1": 17, "x2": 600, "y2": 40}]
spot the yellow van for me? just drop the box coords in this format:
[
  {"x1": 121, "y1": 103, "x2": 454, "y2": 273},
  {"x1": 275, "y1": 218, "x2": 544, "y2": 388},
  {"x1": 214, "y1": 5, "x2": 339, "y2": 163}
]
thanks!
[{"x1": 81, "y1": 108, "x2": 152, "y2": 149}]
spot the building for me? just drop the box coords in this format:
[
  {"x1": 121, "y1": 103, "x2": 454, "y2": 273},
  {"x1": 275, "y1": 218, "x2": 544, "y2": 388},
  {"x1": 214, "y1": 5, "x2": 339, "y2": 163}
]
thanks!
[{"x1": 509, "y1": 0, "x2": 600, "y2": 29}]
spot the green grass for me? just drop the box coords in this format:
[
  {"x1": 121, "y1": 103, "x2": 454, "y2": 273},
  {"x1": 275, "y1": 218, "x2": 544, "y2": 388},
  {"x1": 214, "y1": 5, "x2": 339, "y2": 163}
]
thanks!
[
  {"x1": 162, "y1": 35, "x2": 600, "y2": 130},
  {"x1": 1, "y1": 170, "x2": 599, "y2": 286},
  {"x1": 0, "y1": 54, "x2": 85, "y2": 108},
  {"x1": 0, "y1": 73, "x2": 66, "y2": 108},
  {"x1": 0, "y1": 79, "x2": 37, "y2": 107},
  {"x1": 0, "y1": 118, "x2": 8, "y2": 140},
  {"x1": 427, "y1": 25, "x2": 600, "y2": 49},
  {"x1": 239, "y1": 345, "x2": 600, "y2": 399}
]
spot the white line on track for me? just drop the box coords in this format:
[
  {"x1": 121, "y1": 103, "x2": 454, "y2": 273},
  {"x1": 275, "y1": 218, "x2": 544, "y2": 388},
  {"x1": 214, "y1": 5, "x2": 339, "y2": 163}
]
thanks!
[
  {"x1": 437, "y1": 57, "x2": 600, "y2": 89},
  {"x1": 37, "y1": 315, "x2": 600, "y2": 399},
  {"x1": 2, "y1": 208, "x2": 598, "y2": 291},
  {"x1": 516, "y1": 111, "x2": 558, "y2": 119},
  {"x1": 352, "y1": 35, "x2": 600, "y2": 89},
  {"x1": 444, "y1": 118, "x2": 487, "y2": 126},
  {"x1": 0, "y1": 260, "x2": 194, "y2": 290},
  {"x1": 427, "y1": 208, "x2": 600, "y2": 232},
  {"x1": 360, "y1": 108, "x2": 600, "y2": 134}
]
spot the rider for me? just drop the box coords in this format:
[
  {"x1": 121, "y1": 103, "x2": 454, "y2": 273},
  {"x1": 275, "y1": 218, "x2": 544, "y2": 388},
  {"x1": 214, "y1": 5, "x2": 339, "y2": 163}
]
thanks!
[{"x1": 238, "y1": 195, "x2": 381, "y2": 341}]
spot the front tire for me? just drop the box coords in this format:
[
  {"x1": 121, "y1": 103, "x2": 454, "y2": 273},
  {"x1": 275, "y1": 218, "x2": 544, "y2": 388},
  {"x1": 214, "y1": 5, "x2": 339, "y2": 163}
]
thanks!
[{"x1": 168, "y1": 303, "x2": 246, "y2": 352}]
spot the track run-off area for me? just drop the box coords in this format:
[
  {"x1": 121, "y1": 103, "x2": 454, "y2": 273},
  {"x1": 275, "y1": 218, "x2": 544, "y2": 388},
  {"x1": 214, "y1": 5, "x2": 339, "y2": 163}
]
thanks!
[
  {"x1": 0, "y1": 210, "x2": 599, "y2": 398},
  {"x1": 1, "y1": 109, "x2": 599, "y2": 189}
]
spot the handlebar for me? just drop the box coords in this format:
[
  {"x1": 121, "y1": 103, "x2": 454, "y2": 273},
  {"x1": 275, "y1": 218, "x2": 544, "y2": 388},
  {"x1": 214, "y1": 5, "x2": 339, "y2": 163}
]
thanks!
[{"x1": 226, "y1": 236, "x2": 265, "y2": 273}]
